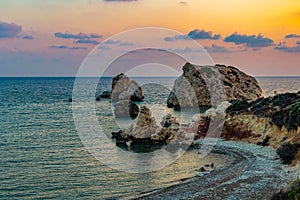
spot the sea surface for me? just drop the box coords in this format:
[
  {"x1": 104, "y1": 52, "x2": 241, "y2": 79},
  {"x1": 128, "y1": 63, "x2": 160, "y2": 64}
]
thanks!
[{"x1": 1, "y1": 76, "x2": 300, "y2": 199}]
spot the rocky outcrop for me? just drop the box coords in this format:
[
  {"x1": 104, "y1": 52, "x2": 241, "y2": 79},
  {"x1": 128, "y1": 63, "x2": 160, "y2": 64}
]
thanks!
[
  {"x1": 193, "y1": 91, "x2": 300, "y2": 163},
  {"x1": 111, "y1": 73, "x2": 144, "y2": 102},
  {"x1": 114, "y1": 100, "x2": 139, "y2": 119},
  {"x1": 109, "y1": 73, "x2": 144, "y2": 119},
  {"x1": 167, "y1": 63, "x2": 262, "y2": 108},
  {"x1": 112, "y1": 106, "x2": 182, "y2": 145},
  {"x1": 97, "y1": 73, "x2": 144, "y2": 102}
]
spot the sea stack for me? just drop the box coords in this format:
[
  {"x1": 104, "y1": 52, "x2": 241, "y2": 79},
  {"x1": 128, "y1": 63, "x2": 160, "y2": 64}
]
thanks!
[{"x1": 167, "y1": 63, "x2": 262, "y2": 108}]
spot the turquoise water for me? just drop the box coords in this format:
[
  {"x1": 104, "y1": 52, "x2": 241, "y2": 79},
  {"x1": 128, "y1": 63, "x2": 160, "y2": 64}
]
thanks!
[{"x1": 1, "y1": 77, "x2": 299, "y2": 199}]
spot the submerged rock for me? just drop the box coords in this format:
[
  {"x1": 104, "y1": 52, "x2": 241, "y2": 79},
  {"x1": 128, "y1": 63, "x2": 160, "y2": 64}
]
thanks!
[{"x1": 167, "y1": 63, "x2": 262, "y2": 108}]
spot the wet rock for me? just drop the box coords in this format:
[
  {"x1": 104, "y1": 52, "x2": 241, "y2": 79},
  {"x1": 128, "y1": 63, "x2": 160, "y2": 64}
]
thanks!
[
  {"x1": 167, "y1": 63, "x2": 262, "y2": 108},
  {"x1": 68, "y1": 98, "x2": 72, "y2": 102},
  {"x1": 96, "y1": 96, "x2": 101, "y2": 101},
  {"x1": 100, "y1": 91, "x2": 111, "y2": 98}
]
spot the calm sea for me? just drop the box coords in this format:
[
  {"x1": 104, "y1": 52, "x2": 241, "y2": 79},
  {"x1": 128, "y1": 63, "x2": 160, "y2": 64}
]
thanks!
[{"x1": 1, "y1": 77, "x2": 299, "y2": 199}]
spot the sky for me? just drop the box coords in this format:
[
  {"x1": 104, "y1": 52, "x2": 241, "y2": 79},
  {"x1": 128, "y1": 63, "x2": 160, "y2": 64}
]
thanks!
[{"x1": 0, "y1": 0, "x2": 300, "y2": 76}]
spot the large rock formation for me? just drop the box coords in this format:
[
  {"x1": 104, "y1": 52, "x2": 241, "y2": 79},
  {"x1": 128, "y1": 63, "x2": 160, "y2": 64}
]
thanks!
[
  {"x1": 111, "y1": 73, "x2": 144, "y2": 102},
  {"x1": 167, "y1": 63, "x2": 262, "y2": 108},
  {"x1": 98, "y1": 73, "x2": 144, "y2": 101}
]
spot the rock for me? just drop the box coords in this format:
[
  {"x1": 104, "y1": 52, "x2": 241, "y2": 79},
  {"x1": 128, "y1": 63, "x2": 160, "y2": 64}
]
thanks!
[
  {"x1": 262, "y1": 135, "x2": 271, "y2": 146},
  {"x1": 68, "y1": 98, "x2": 72, "y2": 102},
  {"x1": 114, "y1": 100, "x2": 139, "y2": 119},
  {"x1": 198, "y1": 167, "x2": 206, "y2": 172},
  {"x1": 127, "y1": 80, "x2": 144, "y2": 102},
  {"x1": 112, "y1": 106, "x2": 181, "y2": 145},
  {"x1": 167, "y1": 63, "x2": 262, "y2": 108},
  {"x1": 276, "y1": 143, "x2": 298, "y2": 164},
  {"x1": 124, "y1": 106, "x2": 159, "y2": 141},
  {"x1": 111, "y1": 73, "x2": 144, "y2": 102},
  {"x1": 161, "y1": 114, "x2": 179, "y2": 127},
  {"x1": 100, "y1": 91, "x2": 111, "y2": 98},
  {"x1": 112, "y1": 73, "x2": 131, "y2": 101},
  {"x1": 96, "y1": 96, "x2": 101, "y2": 101}
]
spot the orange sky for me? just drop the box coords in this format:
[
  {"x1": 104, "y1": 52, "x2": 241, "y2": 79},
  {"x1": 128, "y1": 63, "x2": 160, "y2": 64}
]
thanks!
[{"x1": 0, "y1": 0, "x2": 299, "y2": 76}]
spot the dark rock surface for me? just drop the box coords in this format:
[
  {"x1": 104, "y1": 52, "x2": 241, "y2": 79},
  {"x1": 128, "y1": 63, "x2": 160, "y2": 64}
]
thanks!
[
  {"x1": 276, "y1": 143, "x2": 298, "y2": 164},
  {"x1": 99, "y1": 91, "x2": 111, "y2": 98},
  {"x1": 113, "y1": 100, "x2": 139, "y2": 119}
]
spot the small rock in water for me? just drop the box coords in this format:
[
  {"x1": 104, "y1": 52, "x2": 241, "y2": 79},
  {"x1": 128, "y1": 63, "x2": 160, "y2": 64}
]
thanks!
[
  {"x1": 210, "y1": 163, "x2": 214, "y2": 168},
  {"x1": 68, "y1": 98, "x2": 72, "y2": 102},
  {"x1": 96, "y1": 96, "x2": 101, "y2": 101},
  {"x1": 100, "y1": 91, "x2": 111, "y2": 98}
]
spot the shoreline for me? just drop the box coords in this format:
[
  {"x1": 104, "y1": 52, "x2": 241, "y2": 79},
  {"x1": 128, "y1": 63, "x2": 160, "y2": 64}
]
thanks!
[{"x1": 124, "y1": 140, "x2": 299, "y2": 200}]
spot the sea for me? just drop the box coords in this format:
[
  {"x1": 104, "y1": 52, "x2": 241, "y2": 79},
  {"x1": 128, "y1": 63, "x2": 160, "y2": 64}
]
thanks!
[{"x1": 1, "y1": 76, "x2": 300, "y2": 199}]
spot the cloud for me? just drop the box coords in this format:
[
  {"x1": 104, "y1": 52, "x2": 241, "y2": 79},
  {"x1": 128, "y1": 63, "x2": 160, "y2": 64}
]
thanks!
[
  {"x1": 285, "y1": 34, "x2": 300, "y2": 39},
  {"x1": 119, "y1": 41, "x2": 134, "y2": 46},
  {"x1": 274, "y1": 45, "x2": 300, "y2": 53},
  {"x1": 75, "y1": 39, "x2": 100, "y2": 45},
  {"x1": 297, "y1": 41, "x2": 300, "y2": 45},
  {"x1": 204, "y1": 44, "x2": 231, "y2": 53},
  {"x1": 188, "y1": 29, "x2": 221, "y2": 40},
  {"x1": 22, "y1": 35, "x2": 34, "y2": 40},
  {"x1": 164, "y1": 35, "x2": 190, "y2": 42},
  {"x1": 179, "y1": 1, "x2": 187, "y2": 6},
  {"x1": 164, "y1": 29, "x2": 221, "y2": 41},
  {"x1": 169, "y1": 47, "x2": 192, "y2": 53},
  {"x1": 49, "y1": 45, "x2": 87, "y2": 50},
  {"x1": 102, "y1": 40, "x2": 134, "y2": 46},
  {"x1": 103, "y1": 39, "x2": 120, "y2": 44},
  {"x1": 54, "y1": 32, "x2": 102, "y2": 39},
  {"x1": 224, "y1": 33, "x2": 274, "y2": 47},
  {"x1": 0, "y1": 21, "x2": 22, "y2": 38}
]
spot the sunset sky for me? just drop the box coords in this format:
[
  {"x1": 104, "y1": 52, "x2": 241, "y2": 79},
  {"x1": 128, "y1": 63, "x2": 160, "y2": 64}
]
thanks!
[{"x1": 0, "y1": 0, "x2": 300, "y2": 76}]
